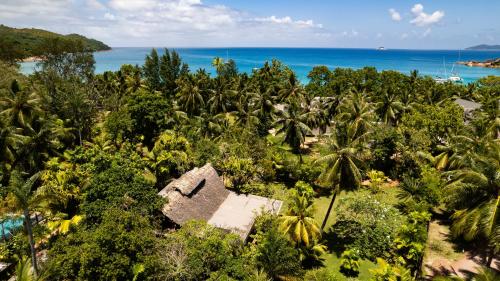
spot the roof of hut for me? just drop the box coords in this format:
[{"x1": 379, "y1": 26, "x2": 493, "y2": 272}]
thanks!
[{"x1": 158, "y1": 163, "x2": 282, "y2": 240}]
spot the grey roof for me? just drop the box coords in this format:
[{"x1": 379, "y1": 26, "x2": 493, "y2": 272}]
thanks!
[
  {"x1": 454, "y1": 98, "x2": 481, "y2": 112},
  {"x1": 208, "y1": 193, "x2": 282, "y2": 240},
  {"x1": 158, "y1": 163, "x2": 283, "y2": 240}
]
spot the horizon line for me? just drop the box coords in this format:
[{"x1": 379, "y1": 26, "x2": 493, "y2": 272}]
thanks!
[{"x1": 104, "y1": 46, "x2": 499, "y2": 51}]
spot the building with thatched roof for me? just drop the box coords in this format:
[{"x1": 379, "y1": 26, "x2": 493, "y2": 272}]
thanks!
[{"x1": 158, "y1": 163, "x2": 282, "y2": 240}]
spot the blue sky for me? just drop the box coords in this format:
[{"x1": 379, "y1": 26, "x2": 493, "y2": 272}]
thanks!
[{"x1": 1, "y1": 0, "x2": 498, "y2": 49}]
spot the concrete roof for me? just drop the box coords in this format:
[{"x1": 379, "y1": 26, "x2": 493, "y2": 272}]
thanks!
[
  {"x1": 454, "y1": 98, "x2": 481, "y2": 112},
  {"x1": 208, "y1": 193, "x2": 282, "y2": 240}
]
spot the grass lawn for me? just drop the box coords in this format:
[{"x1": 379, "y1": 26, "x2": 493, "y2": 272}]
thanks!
[
  {"x1": 313, "y1": 185, "x2": 401, "y2": 229},
  {"x1": 321, "y1": 253, "x2": 378, "y2": 280},
  {"x1": 310, "y1": 185, "x2": 402, "y2": 280}
]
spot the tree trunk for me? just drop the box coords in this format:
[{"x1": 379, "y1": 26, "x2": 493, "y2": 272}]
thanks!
[
  {"x1": 24, "y1": 208, "x2": 38, "y2": 276},
  {"x1": 1, "y1": 222, "x2": 5, "y2": 242},
  {"x1": 486, "y1": 248, "x2": 495, "y2": 267},
  {"x1": 78, "y1": 129, "x2": 83, "y2": 146},
  {"x1": 321, "y1": 186, "x2": 338, "y2": 232}
]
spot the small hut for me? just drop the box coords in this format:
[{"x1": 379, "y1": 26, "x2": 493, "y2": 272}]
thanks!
[{"x1": 158, "y1": 163, "x2": 282, "y2": 241}]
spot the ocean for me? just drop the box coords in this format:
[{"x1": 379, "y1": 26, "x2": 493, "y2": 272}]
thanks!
[{"x1": 21, "y1": 48, "x2": 500, "y2": 83}]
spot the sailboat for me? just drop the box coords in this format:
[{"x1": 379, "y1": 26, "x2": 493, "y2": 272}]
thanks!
[{"x1": 435, "y1": 52, "x2": 463, "y2": 83}]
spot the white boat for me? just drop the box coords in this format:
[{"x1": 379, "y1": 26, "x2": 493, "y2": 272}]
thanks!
[{"x1": 435, "y1": 55, "x2": 463, "y2": 83}]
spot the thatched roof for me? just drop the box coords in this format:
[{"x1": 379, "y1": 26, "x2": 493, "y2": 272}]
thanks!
[
  {"x1": 158, "y1": 163, "x2": 283, "y2": 240},
  {"x1": 159, "y1": 163, "x2": 230, "y2": 224}
]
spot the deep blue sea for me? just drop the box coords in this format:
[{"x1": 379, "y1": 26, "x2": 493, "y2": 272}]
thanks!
[{"x1": 21, "y1": 47, "x2": 500, "y2": 83}]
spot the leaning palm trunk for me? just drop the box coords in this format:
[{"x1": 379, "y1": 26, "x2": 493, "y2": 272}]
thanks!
[
  {"x1": 24, "y1": 208, "x2": 38, "y2": 276},
  {"x1": 321, "y1": 185, "x2": 339, "y2": 231}
]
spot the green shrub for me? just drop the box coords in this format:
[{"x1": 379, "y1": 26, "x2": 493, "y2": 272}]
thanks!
[
  {"x1": 330, "y1": 195, "x2": 404, "y2": 260},
  {"x1": 219, "y1": 156, "x2": 258, "y2": 192},
  {"x1": 340, "y1": 249, "x2": 361, "y2": 277},
  {"x1": 304, "y1": 267, "x2": 340, "y2": 281}
]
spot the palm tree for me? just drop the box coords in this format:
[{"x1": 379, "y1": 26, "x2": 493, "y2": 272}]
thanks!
[
  {"x1": 0, "y1": 120, "x2": 25, "y2": 185},
  {"x1": 336, "y1": 89, "x2": 376, "y2": 139},
  {"x1": 212, "y1": 57, "x2": 225, "y2": 74},
  {"x1": 6, "y1": 172, "x2": 43, "y2": 275},
  {"x1": 14, "y1": 255, "x2": 47, "y2": 281},
  {"x1": 207, "y1": 78, "x2": 237, "y2": 114},
  {"x1": 315, "y1": 125, "x2": 366, "y2": 230},
  {"x1": 177, "y1": 76, "x2": 205, "y2": 116},
  {"x1": 417, "y1": 143, "x2": 456, "y2": 171},
  {"x1": 0, "y1": 80, "x2": 41, "y2": 128},
  {"x1": 375, "y1": 90, "x2": 404, "y2": 125},
  {"x1": 15, "y1": 119, "x2": 62, "y2": 173},
  {"x1": 233, "y1": 91, "x2": 259, "y2": 128},
  {"x1": 274, "y1": 103, "x2": 311, "y2": 156},
  {"x1": 280, "y1": 194, "x2": 321, "y2": 247},
  {"x1": 444, "y1": 141, "x2": 499, "y2": 265},
  {"x1": 249, "y1": 87, "x2": 276, "y2": 136},
  {"x1": 194, "y1": 112, "x2": 228, "y2": 139},
  {"x1": 279, "y1": 71, "x2": 305, "y2": 104}
]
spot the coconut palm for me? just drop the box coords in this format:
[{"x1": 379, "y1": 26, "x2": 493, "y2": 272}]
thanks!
[
  {"x1": 375, "y1": 90, "x2": 404, "y2": 125},
  {"x1": 207, "y1": 78, "x2": 237, "y2": 114},
  {"x1": 0, "y1": 120, "x2": 25, "y2": 185},
  {"x1": 0, "y1": 80, "x2": 42, "y2": 128},
  {"x1": 194, "y1": 112, "x2": 228, "y2": 139},
  {"x1": 15, "y1": 119, "x2": 62, "y2": 173},
  {"x1": 279, "y1": 71, "x2": 305, "y2": 104},
  {"x1": 212, "y1": 57, "x2": 225, "y2": 74},
  {"x1": 280, "y1": 194, "x2": 321, "y2": 247},
  {"x1": 417, "y1": 142, "x2": 457, "y2": 171},
  {"x1": 315, "y1": 125, "x2": 366, "y2": 230},
  {"x1": 444, "y1": 141, "x2": 499, "y2": 265},
  {"x1": 249, "y1": 86, "x2": 276, "y2": 136},
  {"x1": 233, "y1": 91, "x2": 259, "y2": 128},
  {"x1": 274, "y1": 103, "x2": 311, "y2": 156},
  {"x1": 336, "y1": 89, "x2": 376, "y2": 139},
  {"x1": 5, "y1": 172, "x2": 43, "y2": 275},
  {"x1": 177, "y1": 76, "x2": 205, "y2": 116}
]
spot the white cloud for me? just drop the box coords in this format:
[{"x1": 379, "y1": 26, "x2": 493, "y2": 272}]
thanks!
[
  {"x1": 401, "y1": 33, "x2": 409, "y2": 39},
  {"x1": 254, "y1": 16, "x2": 322, "y2": 28},
  {"x1": 104, "y1": 13, "x2": 116, "y2": 20},
  {"x1": 108, "y1": 0, "x2": 158, "y2": 11},
  {"x1": 388, "y1": 8, "x2": 401, "y2": 21},
  {"x1": 410, "y1": 3, "x2": 444, "y2": 27},
  {"x1": 376, "y1": 33, "x2": 383, "y2": 39},
  {"x1": 0, "y1": 0, "x2": 328, "y2": 47}
]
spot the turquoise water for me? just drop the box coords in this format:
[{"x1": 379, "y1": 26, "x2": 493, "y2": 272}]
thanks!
[
  {"x1": 21, "y1": 48, "x2": 500, "y2": 83},
  {"x1": 0, "y1": 217, "x2": 23, "y2": 239}
]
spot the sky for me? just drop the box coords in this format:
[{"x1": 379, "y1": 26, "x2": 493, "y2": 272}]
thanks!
[{"x1": 0, "y1": 0, "x2": 499, "y2": 49}]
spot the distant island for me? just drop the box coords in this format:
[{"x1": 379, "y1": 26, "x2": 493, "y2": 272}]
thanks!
[
  {"x1": 458, "y1": 58, "x2": 500, "y2": 68},
  {"x1": 466, "y1": 44, "x2": 500, "y2": 50},
  {"x1": 0, "y1": 24, "x2": 110, "y2": 61}
]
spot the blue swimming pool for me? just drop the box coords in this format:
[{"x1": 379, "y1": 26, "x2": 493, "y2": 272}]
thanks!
[{"x1": 0, "y1": 217, "x2": 24, "y2": 239}]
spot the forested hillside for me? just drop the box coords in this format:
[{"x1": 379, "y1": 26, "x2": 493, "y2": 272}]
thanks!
[{"x1": 0, "y1": 24, "x2": 110, "y2": 60}]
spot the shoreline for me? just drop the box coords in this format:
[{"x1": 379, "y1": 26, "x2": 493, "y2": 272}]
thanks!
[
  {"x1": 457, "y1": 58, "x2": 500, "y2": 68},
  {"x1": 21, "y1": 48, "x2": 112, "y2": 63}
]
